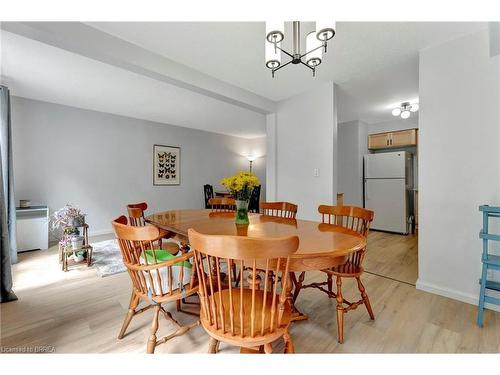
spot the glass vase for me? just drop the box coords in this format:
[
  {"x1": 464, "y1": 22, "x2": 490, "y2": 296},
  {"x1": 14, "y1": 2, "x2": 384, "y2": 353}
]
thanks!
[{"x1": 235, "y1": 199, "x2": 250, "y2": 225}]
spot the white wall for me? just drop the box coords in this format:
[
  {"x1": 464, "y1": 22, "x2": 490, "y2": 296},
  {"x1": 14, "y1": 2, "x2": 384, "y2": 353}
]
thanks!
[
  {"x1": 11, "y1": 97, "x2": 266, "y2": 235},
  {"x1": 337, "y1": 120, "x2": 363, "y2": 206},
  {"x1": 265, "y1": 113, "x2": 277, "y2": 201},
  {"x1": 269, "y1": 82, "x2": 337, "y2": 221},
  {"x1": 417, "y1": 29, "x2": 500, "y2": 310}
]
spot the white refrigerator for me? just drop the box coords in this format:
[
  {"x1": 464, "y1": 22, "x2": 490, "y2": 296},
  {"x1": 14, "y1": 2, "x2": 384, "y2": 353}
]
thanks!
[{"x1": 364, "y1": 151, "x2": 413, "y2": 234}]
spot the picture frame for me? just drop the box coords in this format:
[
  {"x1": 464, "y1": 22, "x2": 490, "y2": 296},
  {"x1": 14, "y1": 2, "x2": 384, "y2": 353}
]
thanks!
[{"x1": 153, "y1": 144, "x2": 180, "y2": 186}]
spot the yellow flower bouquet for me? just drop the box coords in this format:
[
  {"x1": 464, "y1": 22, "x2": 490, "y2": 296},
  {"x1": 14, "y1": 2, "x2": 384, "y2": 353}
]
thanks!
[{"x1": 220, "y1": 171, "x2": 260, "y2": 224}]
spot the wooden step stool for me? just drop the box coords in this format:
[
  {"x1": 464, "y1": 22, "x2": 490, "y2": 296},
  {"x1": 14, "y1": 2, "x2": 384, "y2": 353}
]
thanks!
[{"x1": 477, "y1": 205, "x2": 500, "y2": 327}]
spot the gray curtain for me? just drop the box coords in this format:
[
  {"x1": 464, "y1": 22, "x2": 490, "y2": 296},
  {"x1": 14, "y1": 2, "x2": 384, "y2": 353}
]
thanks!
[{"x1": 0, "y1": 85, "x2": 18, "y2": 303}]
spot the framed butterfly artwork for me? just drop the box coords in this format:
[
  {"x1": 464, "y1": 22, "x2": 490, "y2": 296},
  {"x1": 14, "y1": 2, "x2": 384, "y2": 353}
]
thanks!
[{"x1": 153, "y1": 145, "x2": 180, "y2": 186}]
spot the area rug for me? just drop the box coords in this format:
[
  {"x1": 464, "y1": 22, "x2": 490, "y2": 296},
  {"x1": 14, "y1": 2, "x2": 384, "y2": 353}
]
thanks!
[{"x1": 91, "y1": 239, "x2": 126, "y2": 277}]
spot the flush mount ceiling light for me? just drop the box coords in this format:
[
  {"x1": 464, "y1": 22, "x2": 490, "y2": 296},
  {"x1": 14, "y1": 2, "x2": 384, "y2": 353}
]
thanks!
[
  {"x1": 265, "y1": 21, "x2": 336, "y2": 78},
  {"x1": 392, "y1": 102, "x2": 419, "y2": 119}
]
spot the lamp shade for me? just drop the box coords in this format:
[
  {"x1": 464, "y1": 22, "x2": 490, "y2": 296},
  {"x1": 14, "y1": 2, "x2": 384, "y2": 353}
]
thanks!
[
  {"x1": 392, "y1": 108, "x2": 401, "y2": 116},
  {"x1": 306, "y1": 31, "x2": 322, "y2": 67},
  {"x1": 410, "y1": 103, "x2": 419, "y2": 112},
  {"x1": 266, "y1": 21, "x2": 284, "y2": 43},
  {"x1": 401, "y1": 110, "x2": 411, "y2": 119},
  {"x1": 316, "y1": 21, "x2": 336, "y2": 41},
  {"x1": 265, "y1": 41, "x2": 281, "y2": 69}
]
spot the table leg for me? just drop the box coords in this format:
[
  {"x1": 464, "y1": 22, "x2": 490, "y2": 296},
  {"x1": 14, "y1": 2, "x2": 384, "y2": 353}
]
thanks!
[
  {"x1": 285, "y1": 272, "x2": 308, "y2": 322},
  {"x1": 292, "y1": 272, "x2": 305, "y2": 303},
  {"x1": 247, "y1": 270, "x2": 261, "y2": 291}
]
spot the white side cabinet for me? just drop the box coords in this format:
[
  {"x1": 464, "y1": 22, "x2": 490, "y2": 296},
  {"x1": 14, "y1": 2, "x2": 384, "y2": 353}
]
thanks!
[{"x1": 16, "y1": 206, "x2": 49, "y2": 252}]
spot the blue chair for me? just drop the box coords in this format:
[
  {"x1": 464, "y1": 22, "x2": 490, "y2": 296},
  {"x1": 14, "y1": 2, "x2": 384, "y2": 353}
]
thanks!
[{"x1": 477, "y1": 205, "x2": 500, "y2": 327}]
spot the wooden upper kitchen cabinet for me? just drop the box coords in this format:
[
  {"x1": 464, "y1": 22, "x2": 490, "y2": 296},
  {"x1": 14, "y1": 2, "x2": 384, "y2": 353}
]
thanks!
[
  {"x1": 391, "y1": 129, "x2": 418, "y2": 147},
  {"x1": 367, "y1": 132, "x2": 390, "y2": 149},
  {"x1": 368, "y1": 128, "x2": 418, "y2": 150}
]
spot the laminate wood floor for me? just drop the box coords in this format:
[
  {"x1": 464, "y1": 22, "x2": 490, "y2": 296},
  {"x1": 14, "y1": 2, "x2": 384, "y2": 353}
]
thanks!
[{"x1": 1, "y1": 232, "x2": 499, "y2": 353}]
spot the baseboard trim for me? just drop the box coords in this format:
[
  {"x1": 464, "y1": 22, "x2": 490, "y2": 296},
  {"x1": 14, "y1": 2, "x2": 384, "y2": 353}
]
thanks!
[
  {"x1": 89, "y1": 229, "x2": 114, "y2": 237},
  {"x1": 416, "y1": 279, "x2": 500, "y2": 313}
]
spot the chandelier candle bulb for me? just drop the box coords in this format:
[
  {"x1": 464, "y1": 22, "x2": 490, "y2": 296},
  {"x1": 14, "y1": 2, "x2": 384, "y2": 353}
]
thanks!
[
  {"x1": 316, "y1": 21, "x2": 336, "y2": 41},
  {"x1": 266, "y1": 21, "x2": 284, "y2": 43},
  {"x1": 306, "y1": 31, "x2": 323, "y2": 68}
]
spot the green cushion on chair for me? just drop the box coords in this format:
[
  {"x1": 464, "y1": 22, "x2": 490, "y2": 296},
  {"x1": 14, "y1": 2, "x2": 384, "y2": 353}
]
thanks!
[{"x1": 141, "y1": 249, "x2": 192, "y2": 269}]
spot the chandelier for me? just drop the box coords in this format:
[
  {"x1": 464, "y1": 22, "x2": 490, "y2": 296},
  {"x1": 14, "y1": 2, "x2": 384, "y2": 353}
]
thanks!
[
  {"x1": 265, "y1": 21, "x2": 336, "y2": 78},
  {"x1": 392, "y1": 102, "x2": 419, "y2": 119}
]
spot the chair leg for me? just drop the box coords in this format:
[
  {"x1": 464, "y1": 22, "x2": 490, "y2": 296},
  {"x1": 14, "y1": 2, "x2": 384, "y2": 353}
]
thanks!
[
  {"x1": 208, "y1": 337, "x2": 219, "y2": 354},
  {"x1": 263, "y1": 343, "x2": 273, "y2": 354},
  {"x1": 118, "y1": 292, "x2": 139, "y2": 339},
  {"x1": 356, "y1": 276, "x2": 375, "y2": 320},
  {"x1": 283, "y1": 329, "x2": 295, "y2": 354},
  {"x1": 231, "y1": 262, "x2": 238, "y2": 285},
  {"x1": 146, "y1": 305, "x2": 161, "y2": 354},
  {"x1": 235, "y1": 270, "x2": 241, "y2": 287},
  {"x1": 335, "y1": 276, "x2": 344, "y2": 344},
  {"x1": 327, "y1": 274, "x2": 333, "y2": 293}
]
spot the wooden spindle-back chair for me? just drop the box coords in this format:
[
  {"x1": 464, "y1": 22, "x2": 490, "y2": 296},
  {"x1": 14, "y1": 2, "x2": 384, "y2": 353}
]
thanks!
[
  {"x1": 127, "y1": 202, "x2": 149, "y2": 226},
  {"x1": 126, "y1": 202, "x2": 180, "y2": 256},
  {"x1": 204, "y1": 184, "x2": 214, "y2": 209},
  {"x1": 318, "y1": 205, "x2": 372, "y2": 236},
  {"x1": 112, "y1": 216, "x2": 199, "y2": 353},
  {"x1": 233, "y1": 201, "x2": 298, "y2": 288},
  {"x1": 248, "y1": 185, "x2": 261, "y2": 213},
  {"x1": 208, "y1": 197, "x2": 236, "y2": 212},
  {"x1": 188, "y1": 228, "x2": 299, "y2": 354},
  {"x1": 260, "y1": 201, "x2": 298, "y2": 219},
  {"x1": 315, "y1": 205, "x2": 375, "y2": 343}
]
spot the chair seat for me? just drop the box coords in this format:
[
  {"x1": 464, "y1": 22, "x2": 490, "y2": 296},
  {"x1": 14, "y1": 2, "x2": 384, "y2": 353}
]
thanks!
[
  {"x1": 324, "y1": 262, "x2": 363, "y2": 277},
  {"x1": 161, "y1": 241, "x2": 181, "y2": 255},
  {"x1": 201, "y1": 288, "x2": 292, "y2": 347},
  {"x1": 139, "y1": 249, "x2": 192, "y2": 297}
]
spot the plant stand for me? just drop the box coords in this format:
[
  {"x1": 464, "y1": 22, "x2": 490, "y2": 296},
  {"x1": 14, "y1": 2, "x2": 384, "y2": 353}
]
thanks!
[
  {"x1": 477, "y1": 205, "x2": 500, "y2": 327},
  {"x1": 59, "y1": 223, "x2": 93, "y2": 272}
]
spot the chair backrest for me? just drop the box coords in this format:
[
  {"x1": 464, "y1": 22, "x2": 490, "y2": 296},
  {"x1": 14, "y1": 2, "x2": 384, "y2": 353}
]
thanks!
[
  {"x1": 203, "y1": 184, "x2": 214, "y2": 209},
  {"x1": 188, "y1": 229, "x2": 299, "y2": 339},
  {"x1": 208, "y1": 197, "x2": 236, "y2": 212},
  {"x1": 248, "y1": 185, "x2": 261, "y2": 213},
  {"x1": 127, "y1": 202, "x2": 148, "y2": 226},
  {"x1": 112, "y1": 216, "x2": 196, "y2": 302},
  {"x1": 318, "y1": 205, "x2": 374, "y2": 266},
  {"x1": 260, "y1": 201, "x2": 298, "y2": 219},
  {"x1": 318, "y1": 205, "x2": 374, "y2": 236}
]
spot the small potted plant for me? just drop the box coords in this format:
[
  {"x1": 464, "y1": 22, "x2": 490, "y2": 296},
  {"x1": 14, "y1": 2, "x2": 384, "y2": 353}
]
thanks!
[
  {"x1": 52, "y1": 204, "x2": 87, "y2": 264},
  {"x1": 51, "y1": 204, "x2": 86, "y2": 230},
  {"x1": 221, "y1": 171, "x2": 260, "y2": 225}
]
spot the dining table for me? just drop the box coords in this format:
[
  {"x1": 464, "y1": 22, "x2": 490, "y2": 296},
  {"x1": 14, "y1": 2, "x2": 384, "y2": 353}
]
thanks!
[{"x1": 146, "y1": 209, "x2": 366, "y2": 321}]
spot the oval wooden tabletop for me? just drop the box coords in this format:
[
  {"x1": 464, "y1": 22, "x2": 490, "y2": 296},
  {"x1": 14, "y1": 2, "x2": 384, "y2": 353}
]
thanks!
[{"x1": 146, "y1": 209, "x2": 366, "y2": 271}]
